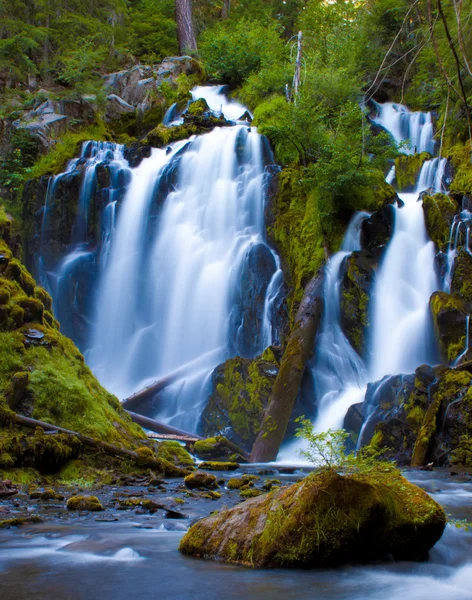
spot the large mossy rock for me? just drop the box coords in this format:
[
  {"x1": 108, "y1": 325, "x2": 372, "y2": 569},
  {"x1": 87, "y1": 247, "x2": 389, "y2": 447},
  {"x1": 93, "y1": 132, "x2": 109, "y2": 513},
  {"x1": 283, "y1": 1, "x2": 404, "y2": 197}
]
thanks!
[
  {"x1": 345, "y1": 362, "x2": 472, "y2": 468},
  {"x1": 0, "y1": 214, "x2": 144, "y2": 466},
  {"x1": 201, "y1": 348, "x2": 281, "y2": 453},
  {"x1": 422, "y1": 193, "x2": 458, "y2": 252},
  {"x1": 394, "y1": 152, "x2": 431, "y2": 191},
  {"x1": 192, "y1": 436, "x2": 247, "y2": 462},
  {"x1": 430, "y1": 291, "x2": 470, "y2": 363},
  {"x1": 179, "y1": 470, "x2": 446, "y2": 568}
]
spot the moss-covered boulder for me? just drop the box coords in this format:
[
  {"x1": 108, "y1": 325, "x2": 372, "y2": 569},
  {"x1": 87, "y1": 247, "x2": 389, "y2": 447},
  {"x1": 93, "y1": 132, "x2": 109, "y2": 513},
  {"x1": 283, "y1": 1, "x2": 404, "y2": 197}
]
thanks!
[
  {"x1": 186, "y1": 98, "x2": 210, "y2": 116},
  {"x1": 157, "y1": 441, "x2": 194, "y2": 467},
  {"x1": 201, "y1": 348, "x2": 281, "y2": 453},
  {"x1": 67, "y1": 495, "x2": 103, "y2": 511},
  {"x1": 430, "y1": 291, "x2": 471, "y2": 363},
  {"x1": 193, "y1": 436, "x2": 247, "y2": 462},
  {"x1": 422, "y1": 193, "x2": 458, "y2": 251},
  {"x1": 198, "y1": 461, "x2": 239, "y2": 471},
  {"x1": 184, "y1": 470, "x2": 218, "y2": 490},
  {"x1": 451, "y1": 249, "x2": 472, "y2": 303},
  {"x1": 394, "y1": 152, "x2": 431, "y2": 191},
  {"x1": 29, "y1": 487, "x2": 65, "y2": 500},
  {"x1": 180, "y1": 469, "x2": 446, "y2": 567},
  {"x1": 0, "y1": 213, "x2": 148, "y2": 480}
]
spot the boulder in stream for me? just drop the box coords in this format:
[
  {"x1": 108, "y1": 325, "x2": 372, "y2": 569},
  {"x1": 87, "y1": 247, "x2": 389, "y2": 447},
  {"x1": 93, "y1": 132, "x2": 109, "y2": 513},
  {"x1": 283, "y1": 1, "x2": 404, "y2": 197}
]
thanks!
[{"x1": 179, "y1": 469, "x2": 446, "y2": 568}]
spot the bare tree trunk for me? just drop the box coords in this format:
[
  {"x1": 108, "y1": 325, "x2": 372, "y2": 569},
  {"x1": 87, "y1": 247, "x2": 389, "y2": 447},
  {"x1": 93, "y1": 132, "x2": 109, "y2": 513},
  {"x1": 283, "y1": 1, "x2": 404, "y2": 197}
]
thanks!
[
  {"x1": 175, "y1": 0, "x2": 197, "y2": 54},
  {"x1": 221, "y1": 0, "x2": 230, "y2": 19},
  {"x1": 250, "y1": 271, "x2": 325, "y2": 462}
]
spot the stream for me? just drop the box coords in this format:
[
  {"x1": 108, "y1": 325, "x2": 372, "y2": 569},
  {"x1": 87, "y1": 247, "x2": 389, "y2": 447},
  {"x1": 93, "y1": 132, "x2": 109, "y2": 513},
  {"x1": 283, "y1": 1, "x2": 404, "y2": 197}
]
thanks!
[{"x1": 1, "y1": 470, "x2": 471, "y2": 599}]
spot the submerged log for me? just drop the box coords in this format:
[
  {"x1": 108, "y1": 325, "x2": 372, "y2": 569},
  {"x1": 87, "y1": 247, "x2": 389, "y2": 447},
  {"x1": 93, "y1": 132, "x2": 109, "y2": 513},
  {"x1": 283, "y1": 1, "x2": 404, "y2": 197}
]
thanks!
[
  {"x1": 126, "y1": 410, "x2": 203, "y2": 441},
  {"x1": 121, "y1": 347, "x2": 223, "y2": 410},
  {"x1": 250, "y1": 271, "x2": 325, "y2": 462}
]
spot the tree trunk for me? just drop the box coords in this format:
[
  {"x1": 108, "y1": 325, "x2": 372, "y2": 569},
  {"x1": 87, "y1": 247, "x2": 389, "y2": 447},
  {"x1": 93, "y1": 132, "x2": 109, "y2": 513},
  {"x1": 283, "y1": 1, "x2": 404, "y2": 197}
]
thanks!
[
  {"x1": 175, "y1": 0, "x2": 197, "y2": 54},
  {"x1": 250, "y1": 271, "x2": 325, "y2": 462},
  {"x1": 221, "y1": 0, "x2": 231, "y2": 19}
]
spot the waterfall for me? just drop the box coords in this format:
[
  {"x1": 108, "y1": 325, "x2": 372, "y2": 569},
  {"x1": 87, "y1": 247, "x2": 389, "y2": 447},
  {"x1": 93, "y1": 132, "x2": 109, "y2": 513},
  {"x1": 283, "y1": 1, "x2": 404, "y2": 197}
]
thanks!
[
  {"x1": 279, "y1": 101, "x2": 447, "y2": 461},
  {"x1": 38, "y1": 88, "x2": 281, "y2": 433},
  {"x1": 371, "y1": 101, "x2": 435, "y2": 154},
  {"x1": 444, "y1": 199, "x2": 472, "y2": 292}
]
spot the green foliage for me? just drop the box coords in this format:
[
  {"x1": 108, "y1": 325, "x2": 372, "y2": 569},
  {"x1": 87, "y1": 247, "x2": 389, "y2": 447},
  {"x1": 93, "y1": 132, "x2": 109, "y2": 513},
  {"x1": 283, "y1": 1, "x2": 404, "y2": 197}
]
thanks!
[
  {"x1": 295, "y1": 419, "x2": 395, "y2": 476},
  {"x1": 200, "y1": 18, "x2": 288, "y2": 91},
  {"x1": 128, "y1": 0, "x2": 178, "y2": 63}
]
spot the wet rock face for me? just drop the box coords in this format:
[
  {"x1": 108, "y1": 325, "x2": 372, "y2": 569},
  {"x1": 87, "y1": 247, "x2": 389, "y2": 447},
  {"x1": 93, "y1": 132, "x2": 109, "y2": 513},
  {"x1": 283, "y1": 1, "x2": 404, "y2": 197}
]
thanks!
[
  {"x1": 361, "y1": 204, "x2": 395, "y2": 250},
  {"x1": 344, "y1": 366, "x2": 435, "y2": 464},
  {"x1": 103, "y1": 57, "x2": 202, "y2": 127},
  {"x1": 451, "y1": 249, "x2": 472, "y2": 303},
  {"x1": 230, "y1": 242, "x2": 277, "y2": 357},
  {"x1": 339, "y1": 249, "x2": 381, "y2": 356},
  {"x1": 430, "y1": 291, "x2": 471, "y2": 364},
  {"x1": 201, "y1": 349, "x2": 281, "y2": 454},
  {"x1": 422, "y1": 193, "x2": 459, "y2": 252},
  {"x1": 345, "y1": 363, "x2": 472, "y2": 468},
  {"x1": 179, "y1": 470, "x2": 446, "y2": 568}
]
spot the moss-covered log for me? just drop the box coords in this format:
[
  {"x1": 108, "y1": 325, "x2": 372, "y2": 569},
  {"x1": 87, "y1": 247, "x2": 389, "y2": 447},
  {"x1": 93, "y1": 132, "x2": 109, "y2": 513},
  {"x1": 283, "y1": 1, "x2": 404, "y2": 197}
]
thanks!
[{"x1": 249, "y1": 271, "x2": 324, "y2": 462}]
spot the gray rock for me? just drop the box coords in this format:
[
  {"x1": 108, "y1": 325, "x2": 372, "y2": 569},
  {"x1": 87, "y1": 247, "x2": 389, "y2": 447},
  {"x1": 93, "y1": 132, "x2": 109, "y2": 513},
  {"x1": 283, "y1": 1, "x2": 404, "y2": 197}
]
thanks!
[{"x1": 105, "y1": 94, "x2": 135, "y2": 122}]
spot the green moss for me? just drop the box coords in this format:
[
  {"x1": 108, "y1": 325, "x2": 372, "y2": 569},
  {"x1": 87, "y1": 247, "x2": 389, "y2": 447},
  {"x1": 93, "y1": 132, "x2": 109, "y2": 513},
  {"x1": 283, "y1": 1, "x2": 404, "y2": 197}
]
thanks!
[
  {"x1": 66, "y1": 495, "x2": 103, "y2": 511},
  {"x1": 448, "y1": 143, "x2": 472, "y2": 194},
  {"x1": 187, "y1": 98, "x2": 210, "y2": 116},
  {"x1": 184, "y1": 470, "x2": 218, "y2": 489},
  {"x1": 394, "y1": 153, "x2": 431, "y2": 191},
  {"x1": 157, "y1": 441, "x2": 194, "y2": 466},
  {"x1": 199, "y1": 461, "x2": 239, "y2": 471},
  {"x1": 240, "y1": 488, "x2": 264, "y2": 498},
  {"x1": 422, "y1": 193, "x2": 458, "y2": 251},
  {"x1": 0, "y1": 516, "x2": 42, "y2": 528},
  {"x1": 341, "y1": 169, "x2": 398, "y2": 211},
  {"x1": 430, "y1": 291, "x2": 470, "y2": 362},
  {"x1": 202, "y1": 352, "x2": 280, "y2": 452},
  {"x1": 413, "y1": 369, "x2": 472, "y2": 466},
  {"x1": 146, "y1": 123, "x2": 199, "y2": 147},
  {"x1": 28, "y1": 121, "x2": 110, "y2": 179},
  {"x1": 451, "y1": 250, "x2": 472, "y2": 303}
]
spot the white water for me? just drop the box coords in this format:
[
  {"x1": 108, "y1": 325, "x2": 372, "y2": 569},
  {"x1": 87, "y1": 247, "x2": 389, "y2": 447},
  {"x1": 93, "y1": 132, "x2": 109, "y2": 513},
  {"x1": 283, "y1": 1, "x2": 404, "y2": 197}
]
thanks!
[
  {"x1": 279, "y1": 102, "x2": 447, "y2": 461},
  {"x1": 76, "y1": 91, "x2": 279, "y2": 431},
  {"x1": 191, "y1": 85, "x2": 250, "y2": 121},
  {"x1": 371, "y1": 101, "x2": 435, "y2": 154}
]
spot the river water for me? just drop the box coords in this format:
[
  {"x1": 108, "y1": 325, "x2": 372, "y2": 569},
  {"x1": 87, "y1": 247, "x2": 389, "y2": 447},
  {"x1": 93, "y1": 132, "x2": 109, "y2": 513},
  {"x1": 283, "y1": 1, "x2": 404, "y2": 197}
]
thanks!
[{"x1": 1, "y1": 471, "x2": 471, "y2": 599}]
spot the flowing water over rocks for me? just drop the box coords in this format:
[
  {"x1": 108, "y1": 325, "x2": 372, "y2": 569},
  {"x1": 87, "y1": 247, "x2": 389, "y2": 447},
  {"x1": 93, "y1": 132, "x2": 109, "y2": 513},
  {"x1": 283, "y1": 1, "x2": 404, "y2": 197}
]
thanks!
[
  {"x1": 0, "y1": 470, "x2": 471, "y2": 599},
  {"x1": 35, "y1": 87, "x2": 281, "y2": 433},
  {"x1": 280, "y1": 102, "x2": 449, "y2": 461}
]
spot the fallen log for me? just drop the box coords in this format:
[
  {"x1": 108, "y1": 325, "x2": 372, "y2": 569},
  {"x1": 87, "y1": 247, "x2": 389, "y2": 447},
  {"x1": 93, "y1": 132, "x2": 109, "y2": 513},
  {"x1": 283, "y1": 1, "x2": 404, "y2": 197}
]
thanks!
[
  {"x1": 250, "y1": 270, "x2": 325, "y2": 463},
  {"x1": 4, "y1": 411, "x2": 185, "y2": 473},
  {"x1": 0, "y1": 480, "x2": 18, "y2": 498},
  {"x1": 126, "y1": 410, "x2": 203, "y2": 440},
  {"x1": 121, "y1": 347, "x2": 223, "y2": 410}
]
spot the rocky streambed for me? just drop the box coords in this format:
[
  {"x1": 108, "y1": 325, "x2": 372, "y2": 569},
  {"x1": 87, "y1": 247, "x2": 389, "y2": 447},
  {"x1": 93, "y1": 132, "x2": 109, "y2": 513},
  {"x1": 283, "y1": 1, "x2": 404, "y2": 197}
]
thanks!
[{"x1": 0, "y1": 468, "x2": 472, "y2": 599}]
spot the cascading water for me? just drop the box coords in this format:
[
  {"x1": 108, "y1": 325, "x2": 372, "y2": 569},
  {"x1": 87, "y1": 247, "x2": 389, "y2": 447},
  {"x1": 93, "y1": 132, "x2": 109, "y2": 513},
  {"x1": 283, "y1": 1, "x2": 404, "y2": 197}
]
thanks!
[
  {"x1": 38, "y1": 87, "x2": 281, "y2": 433},
  {"x1": 280, "y1": 102, "x2": 448, "y2": 461}
]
